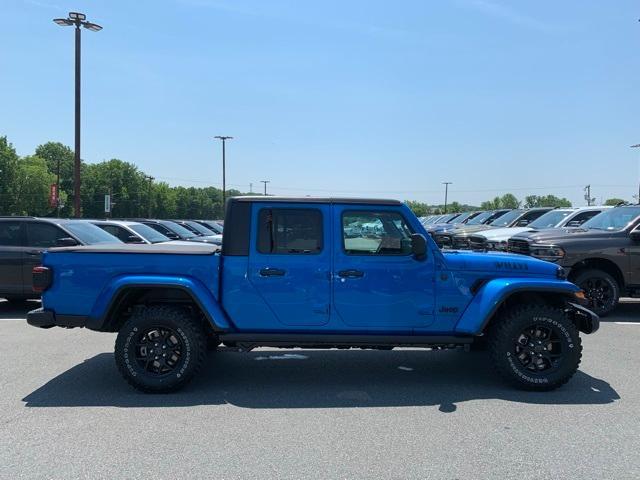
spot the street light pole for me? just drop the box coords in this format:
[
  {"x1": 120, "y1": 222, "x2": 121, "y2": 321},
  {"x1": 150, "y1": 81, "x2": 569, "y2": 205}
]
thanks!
[
  {"x1": 145, "y1": 175, "x2": 154, "y2": 218},
  {"x1": 54, "y1": 12, "x2": 102, "y2": 218},
  {"x1": 442, "y1": 182, "x2": 452, "y2": 213},
  {"x1": 214, "y1": 136, "x2": 233, "y2": 215},
  {"x1": 56, "y1": 157, "x2": 61, "y2": 217},
  {"x1": 261, "y1": 180, "x2": 270, "y2": 195}
]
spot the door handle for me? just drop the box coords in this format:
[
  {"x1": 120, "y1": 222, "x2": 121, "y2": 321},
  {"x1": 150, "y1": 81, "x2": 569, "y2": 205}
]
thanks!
[
  {"x1": 338, "y1": 269, "x2": 364, "y2": 278},
  {"x1": 259, "y1": 267, "x2": 286, "y2": 277}
]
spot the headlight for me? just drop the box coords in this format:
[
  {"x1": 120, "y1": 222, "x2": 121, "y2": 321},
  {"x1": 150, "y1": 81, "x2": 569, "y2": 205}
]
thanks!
[
  {"x1": 485, "y1": 241, "x2": 507, "y2": 251},
  {"x1": 530, "y1": 244, "x2": 565, "y2": 262}
]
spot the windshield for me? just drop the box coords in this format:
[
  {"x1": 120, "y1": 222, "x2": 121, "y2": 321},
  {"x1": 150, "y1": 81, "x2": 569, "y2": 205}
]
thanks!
[
  {"x1": 202, "y1": 221, "x2": 223, "y2": 234},
  {"x1": 62, "y1": 221, "x2": 123, "y2": 245},
  {"x1": 529, "y1": 210, "x2": 572, "y2": 229},
  {"x1": 490, "y1": 209, "x2": 523, "y2": 227},
  {"x1": 451, "y1": 211, "x2": 474, "y2": 223},
  {"x1": 184, "y1": 221, "x2": 215, "y2": 236},
  {"x1": 161, "y1": 221, "x2": 197, "y2": 239},
  {"x1": 130, "y1": 224, "x2": 170, "y2": 243},
  {"x1": 466, "y1": 211, "x2": 492, "y2": 225},
  {"x1": 583, "y1": 207, "x2": 640, "y2": 231}
]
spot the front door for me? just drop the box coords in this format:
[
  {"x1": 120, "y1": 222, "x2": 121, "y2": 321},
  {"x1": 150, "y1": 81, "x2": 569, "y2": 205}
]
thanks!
[
  {"x1": 0, "y1": 221, "x2": 25, "y2": 297},
  {"x1": 247, "y1": 204, "x2": 331, "y2": 327},
  {"x1": 333, "y1": 207, "x2": 435, "y2": 330}
]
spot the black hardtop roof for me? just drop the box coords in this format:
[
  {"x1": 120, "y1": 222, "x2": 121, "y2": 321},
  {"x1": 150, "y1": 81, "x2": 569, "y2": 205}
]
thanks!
[{"x1": 230, "y1": 196, "x2": 402, "y2": 206}]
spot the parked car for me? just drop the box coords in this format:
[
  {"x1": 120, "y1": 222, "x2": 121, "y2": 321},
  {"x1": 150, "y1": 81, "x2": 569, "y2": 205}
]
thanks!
[
  {"x1": 172, "y1": 220, "x2": 223, "y2": 244},
  {"x1": 130, "y1": 219, "x2": 222, "y2": 245},
  {"x1": 423, "y1": 211, "x2": 482, "y2": 233},
  {"x1": 91, "y1": 220, "x2": 195, "y2": 245},
  {"x1": 507, "y1": 205, "x2": 640, "y2": 316},
  {"x1": 0, "y1": 217, "x2": 121, "y2": 302},
  {"x1": 28, "y1": 197, "x2": 598, "y2": 393},
  {"x1": 194, "y1": 220, "x2": 224, "y2": 235},
  {"x1": 468, "y1": 207, "x2": 607, "y2": 251},
  {"x1": 450, "y1": 208, "x2": 553, "y2": 250},
  {"x1": 432, "y1": 209, "x2": 512, "y2": 248}
]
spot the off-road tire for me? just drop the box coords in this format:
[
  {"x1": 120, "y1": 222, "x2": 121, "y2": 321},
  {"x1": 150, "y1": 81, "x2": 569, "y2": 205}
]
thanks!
[
  {"x1": 572, "y1": 269, "x2": 619, "y2": 317},
  {"x1": 115, "y1": 305, "x2": 206, "y2": 393},
  {"x1": 489, "y1": 304, "x2": 582, "y2": 391}
]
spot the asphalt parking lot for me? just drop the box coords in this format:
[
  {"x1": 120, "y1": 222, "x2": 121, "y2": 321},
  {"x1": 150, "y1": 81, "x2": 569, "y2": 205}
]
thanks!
[{"x1": 1, "y1": 300, "x2": 639, "y2": 479}]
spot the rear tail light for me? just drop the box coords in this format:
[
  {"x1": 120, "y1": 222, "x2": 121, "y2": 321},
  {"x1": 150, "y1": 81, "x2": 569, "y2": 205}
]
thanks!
[{"x1": 32, "y1": 266, "x2": 52, "y2": 293}]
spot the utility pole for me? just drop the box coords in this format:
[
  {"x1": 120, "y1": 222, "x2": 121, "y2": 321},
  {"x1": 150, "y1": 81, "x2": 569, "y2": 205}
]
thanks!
[
  {"x1": 249, "y1": 182, "x2": 253, "y2": 194},
  {"x1": 55, "y1": 157, "x2": 61, "y2": 217},
  {"x1": 584, "y1": 185, "x2": 593, "y2": 206},
  {"x1": 261, "y1": 180, "x2": 270, "y2": 196},
  {"x1": 442, "y1": 182, "x2": 452, "y2": 213},
  {"x1": 214, "y1": 136, "x2": 233, "y2": 215},
  {"x1": 54, "y1": 12, "x2": 102, "y2": 218},
  {"x1": 145, "y1": 175, "x2": 154, "y2": 218},
  {"x1": 632, "y1": 144, "x2": 640, "y2": 202}
]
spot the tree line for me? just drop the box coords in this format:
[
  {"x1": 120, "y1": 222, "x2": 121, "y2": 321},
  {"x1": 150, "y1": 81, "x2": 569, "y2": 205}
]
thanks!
[{"x1": 0, "y1": 135, "x2": 630, "y2": 219}]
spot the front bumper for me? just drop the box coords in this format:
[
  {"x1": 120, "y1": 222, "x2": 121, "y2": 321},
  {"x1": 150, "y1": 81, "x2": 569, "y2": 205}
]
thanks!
[
  {"x1": 27, "y1": 308, "x2": 87, "y2": 329},
  {"x1": 567, "y1": 301, "x2": 599, "y2": 334}
]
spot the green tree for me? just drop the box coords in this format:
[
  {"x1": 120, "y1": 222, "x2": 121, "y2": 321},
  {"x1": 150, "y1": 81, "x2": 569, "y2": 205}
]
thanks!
[
  {"x1": 12, "y1": 155, "x2": 56, "y2": 215},
  {"x1": 604, "y1": 198, "x2": 625, "y2": 206},
  {"x1": 405, "y1": 200, "x2": 430, "y2": 217},
  {"x1": 447, "y1": 201, "x2": 462, "y2": 213},
  {"x1": 0, "y1": 136, "x2": 20, "y2": 214},
  {"x1": 524, "y1": 194, "x2": 572, "y2": 208},
  {"x1": 35, "y1": 142, "x2": 75, "y2": 216}
]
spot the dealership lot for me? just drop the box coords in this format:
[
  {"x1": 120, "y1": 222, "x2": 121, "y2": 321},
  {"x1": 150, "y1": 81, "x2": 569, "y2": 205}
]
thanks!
[{"x1": 1, "y1": 300, "x2": 639, "y2": 479}]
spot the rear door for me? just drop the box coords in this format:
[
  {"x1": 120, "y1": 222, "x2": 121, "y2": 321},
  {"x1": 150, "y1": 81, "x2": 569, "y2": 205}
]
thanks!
[
  {"x1": 333, "y1": 206, "x2": 436, "y2": 329},
  {"x1": 247, "y1": 203, "x2": 331, "y2": 327},
  {"x1": 22, "y1": 222, "x2": 69, "y2": 292},
  {"x1": 0, "y1": 221, "x2": 25, "y2": 297}
]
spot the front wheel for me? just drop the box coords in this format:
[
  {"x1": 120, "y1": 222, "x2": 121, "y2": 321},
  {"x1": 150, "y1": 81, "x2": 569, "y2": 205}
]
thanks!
[
  {"x1": 573, "y1": 269, "x2": 619, "y2": 317},
  {"x1": 488, "y1": 304, "x2": 582, "y2": 391},
  {"x1": 115, "y1": 305, "x2": 206, "y2": 393}
]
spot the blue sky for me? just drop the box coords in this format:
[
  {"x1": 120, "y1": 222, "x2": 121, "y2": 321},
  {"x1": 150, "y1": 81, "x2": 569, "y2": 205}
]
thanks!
[{"x1": 2, "y1": 0, "x2": 639, "y2": 206}]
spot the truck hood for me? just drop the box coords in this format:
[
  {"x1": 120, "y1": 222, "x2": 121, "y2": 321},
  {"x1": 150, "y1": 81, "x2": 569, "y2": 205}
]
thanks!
[
  {"x1": 447, "y1": 224, "x2": 495, "y2": 236},
  {"x1": 474, "y1": 227, "x2": 532, "y2": 242},
  {"x1": 443, "y1": 250, "x2": 560, "y2": 277},
  {"x1": 509, "y1": 227, "x2": 604, "y2": 244}
]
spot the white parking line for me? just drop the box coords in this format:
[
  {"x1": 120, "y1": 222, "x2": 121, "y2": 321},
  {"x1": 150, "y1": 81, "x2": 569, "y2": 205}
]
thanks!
[{"x1": 614, "y1": 322, "x2": 640, "y2": 325}]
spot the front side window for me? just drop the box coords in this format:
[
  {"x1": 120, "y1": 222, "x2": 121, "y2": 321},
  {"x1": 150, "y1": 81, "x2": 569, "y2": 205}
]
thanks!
[
  {"x1": 0, "y1": 222, "x2": 22, "y2": 246},
  {"x1": 343, "y1": 211, "x2": 413, "y2": 255},
  {"x1": 583, "y1": 207, "x2": 640, "y2": 231},
  {"x1": 257, "y1": 208, "x2": 323, "y2": 254}
]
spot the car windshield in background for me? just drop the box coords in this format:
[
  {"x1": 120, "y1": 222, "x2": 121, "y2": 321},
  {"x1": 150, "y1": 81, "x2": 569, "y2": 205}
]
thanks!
[
  {"x1": 203, "y1": 221, "x2": 223, "y2": 234},
  {"x1": 583, "y1": 207, "x2": 640, "y2": 231},
  {"x1": 129, "y1": 224, "x2": 170, "y2": 243},
  {"x1": 451, "y1": 211, "x2": 474, "y2": 223},
  {"x1": 465, "y1": 211, "x2": 492, "y2": 225},
  {"x1": 62, "y1": 221, "x2": 123, "y2": 244},
  {"x1": 528, "y1": 210, "x2": 572, "y2": 229},
  {"x1": 490, "y1": 209, "x2": 523, "y2": 227},
  {"x1": 161, "y1": 221, "x2": 197, "y2": 238},
  {"x1": 185, "y1": 221, "x2": 215, "y2": 236}
]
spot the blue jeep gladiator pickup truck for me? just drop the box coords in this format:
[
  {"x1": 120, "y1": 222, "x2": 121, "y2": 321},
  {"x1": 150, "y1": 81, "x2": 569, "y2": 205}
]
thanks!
[{"x1": 27, "y1": 197, "x2": 599, "y2": 393}]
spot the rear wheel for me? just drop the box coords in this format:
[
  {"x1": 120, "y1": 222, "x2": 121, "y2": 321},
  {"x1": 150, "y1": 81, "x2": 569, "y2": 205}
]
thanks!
[
  {"x1": 115, "y1": 305, "x2": 206, "y2": 393},
  {"x1": 489, "y1": 304, "x2": 582, "y2": 391},
  {"x1": 573, "y1": 269, "x2": 619, "y2": 317}
]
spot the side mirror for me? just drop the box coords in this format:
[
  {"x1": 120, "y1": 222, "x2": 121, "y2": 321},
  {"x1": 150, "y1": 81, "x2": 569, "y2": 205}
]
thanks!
[
  {"x1": 411, "y1": 233, "x2": 427, "y2": 260},
  {"x1": 630, "y1": 231, "x2": 640, "y2": 242},
  {"x1": 55, "y1": 237, "x2": 79, "y2": 247}
]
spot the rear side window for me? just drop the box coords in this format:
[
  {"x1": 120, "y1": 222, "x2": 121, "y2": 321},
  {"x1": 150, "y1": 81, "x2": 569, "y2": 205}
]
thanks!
[
  {"x1": 257, "y1": 208, "x2": 323, "y2": 254},
  {"x1": 0, "y1": 222, "x2": 22, "y2": 246},
  {"x1": 342, "y1": 211, "x2": 413, "y2": 255},
  {"x1": 27, "y1": 222, "x2": 66, "y2": 248}
]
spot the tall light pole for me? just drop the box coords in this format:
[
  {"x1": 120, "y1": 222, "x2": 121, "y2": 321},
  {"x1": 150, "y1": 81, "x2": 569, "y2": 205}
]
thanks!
[
  {"x1": 442, "y1": 182, "x2": 452, "y2": 213},
  {"x1": 632, "y1": 144, "x2": 640, "y2": 202},
  {"x1": 214, "y1": 136, "x2": 233, "y2": 215},
  {"x1": 54, "y1": 12, "x2": 102, "y2": 218},
  {"x1": 145, "y1": 175, "x2": 154, "y2": 218},
  {"x1": 261, "y1": 180, "x2": 270, "y2": 195}
]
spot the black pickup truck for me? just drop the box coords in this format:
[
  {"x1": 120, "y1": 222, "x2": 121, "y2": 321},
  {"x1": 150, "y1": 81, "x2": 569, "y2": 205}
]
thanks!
[{"x1": 508, "y1": 205, "x2": 640, "y2": 316}]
